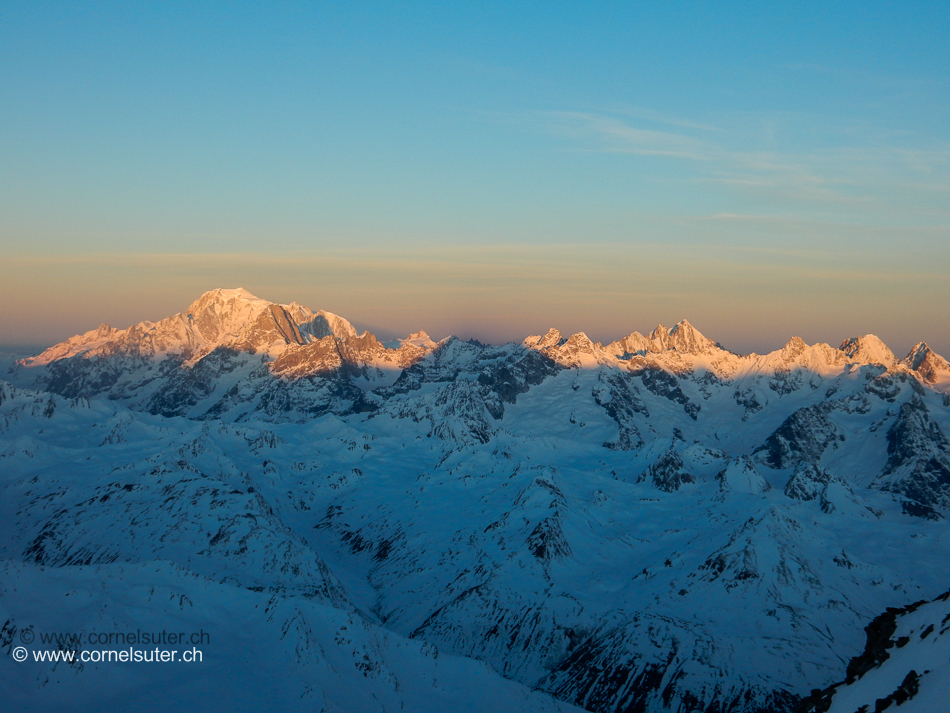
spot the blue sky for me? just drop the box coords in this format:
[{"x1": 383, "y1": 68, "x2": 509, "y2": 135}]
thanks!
[{"x1": 2, "y1": 2, "x2": 948, "y2": 353}]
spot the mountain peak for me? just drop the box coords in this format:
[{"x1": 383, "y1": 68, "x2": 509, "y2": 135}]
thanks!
[
  {"x1": 665, "y1": 320, "x2": 717, "y2": 355},
  {"x1": 903, "y1": 342, "x2": 950, "y2": 384},
  {"x1": 645, "y1": 320, "x2": 718, "y2": 355},
  {"x1": 219, "y1": 287, "x2": 259, "y2": 300},
  {"x1": 906, "y1": 341, "x2": 933, "y2": 364},
  {"x1": 187, "y1": 287, "x2": 268, "y2": 313},
  {"x1": 605, "y1": 331, "x2": 651, "y2": 357},
  {"x1": 184, "y1": 288, "x2": 275, "y2": 344},
  {"x1": 782, "y1": 336, "x2": 808, "y2": 357},
  {"x1": 404, "y1": 331, "x2": 437, "y2": 348},
  {"x1": 563, "y1": 332, "x2": 595, "y2": 349},
  {"x1": 839, "y1": 335, "x2": 895, "y2": 367},
  {"x1": 535, "y1": 329, "x2": 564, "y2": 349}
]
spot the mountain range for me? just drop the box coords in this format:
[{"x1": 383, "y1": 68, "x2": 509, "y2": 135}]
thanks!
[{"x1": 3, "y1": 287, "x2": 950, "y2": 712}]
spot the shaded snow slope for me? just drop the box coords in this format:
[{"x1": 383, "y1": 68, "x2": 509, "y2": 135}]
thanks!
[
  {"x1": 0, "y1": 561, "x2": 578, "y2": 713},
  {"x1": 798, "y1": 589, "x2": 950, "y2": 713}
]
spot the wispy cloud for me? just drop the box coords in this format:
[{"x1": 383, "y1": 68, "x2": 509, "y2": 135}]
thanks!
[
  {"x1": 536, "y1": 109, "x2": 950, "y2": 220},
  {"x1": 609, "y1": 106, "x2": 720, "y2": 133},
  {"x1": 542, "y1": 111, "x2": 711, "y2": 160}
]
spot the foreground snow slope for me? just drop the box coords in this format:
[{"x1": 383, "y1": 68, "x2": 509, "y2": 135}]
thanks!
[
  {"x1": 798, "y1": 588, "x2": 950, "y2": 713},
  {"x1": 0, "y1": 560, "x2": 577, "y2": 713},
  {"x1": 3, "y1": 288, "x2": 950, "y2": 713}
]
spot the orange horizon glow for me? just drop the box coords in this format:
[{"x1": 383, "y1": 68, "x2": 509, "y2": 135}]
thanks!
[{"x1": 1, "y1": 242, "x2": 947, "y2": 359}]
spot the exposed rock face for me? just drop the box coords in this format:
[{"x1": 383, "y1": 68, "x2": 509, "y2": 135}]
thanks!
[
  {"x1": 537, "y1": 615, "x2": 802, "y2": 713},
  {"x1": 477, "y1": 349, "x2": 562, "y2": 420},
  {"x1": 640, "y1": 448, "x2": 696, "y2": 492},
  {"x1": 635, "y1": 366, "x2": 701, "y2": 419},
  {"x1": 756, "y1": 404, "x2": 843, "y2": 469},
  {"x1": 902, "y1": 342, "x2": 950, "y2": 384},
  {"x1": 783, "y1": 464, "x2": 853, "y2": 514},
  {"x1": 877, "y1": 396, "x2": 950, "y2": 512},
  {"x1": 592, "y1": 370, "x2": 647, "y2": 450}
]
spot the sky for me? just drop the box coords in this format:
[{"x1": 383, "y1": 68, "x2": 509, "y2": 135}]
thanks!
[{"x1": 1, "y1": 1, "x2": 948, "y2": 355}]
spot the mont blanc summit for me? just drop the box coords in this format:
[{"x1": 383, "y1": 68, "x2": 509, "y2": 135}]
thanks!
[
  {"x1": 3, "y1": 288, "x2": 950, "y2": 713},
  {"x1": 21, "y1": 287, "x2": 358, "y2": 367}
]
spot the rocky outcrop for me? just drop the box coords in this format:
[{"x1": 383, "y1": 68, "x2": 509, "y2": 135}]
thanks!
[
  {"x1": 756, "y1": 404, "x2": 843, "y2": 469},
  {"x1": 902, "y1": 342, "x2": 950, "y2": 384},
  {"x1": 640, "y1": 448, "x2": 696, "y2": 492},
  {"x1": 877, "y1": 396, "x2": 950, "y2": 512}
]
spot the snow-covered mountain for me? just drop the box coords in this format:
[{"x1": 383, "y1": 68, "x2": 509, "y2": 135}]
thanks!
[{"x1": 3, "y1": 287, "x2": 950, "y2": 713}]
